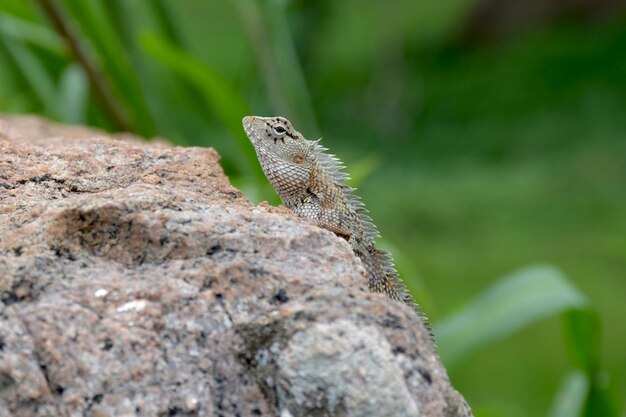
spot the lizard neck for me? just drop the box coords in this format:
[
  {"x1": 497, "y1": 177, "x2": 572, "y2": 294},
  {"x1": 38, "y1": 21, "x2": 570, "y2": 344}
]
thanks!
[{"x1": 258, "y1": 151, "x2": 310, "y2": 201}]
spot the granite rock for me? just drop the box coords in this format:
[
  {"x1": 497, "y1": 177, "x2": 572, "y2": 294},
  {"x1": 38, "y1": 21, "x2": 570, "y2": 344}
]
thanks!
[{"x1": 0, "y1": 115, "x2": 471, "y2": 417}]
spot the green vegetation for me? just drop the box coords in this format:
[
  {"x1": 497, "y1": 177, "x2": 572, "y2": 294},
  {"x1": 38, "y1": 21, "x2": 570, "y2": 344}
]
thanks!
[{"x1": 0, "y1": 1, "x2": 624, "y2": 416}]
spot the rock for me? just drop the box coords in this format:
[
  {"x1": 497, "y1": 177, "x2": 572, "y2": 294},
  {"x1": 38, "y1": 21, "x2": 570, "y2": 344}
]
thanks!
[{"x1": 0, "y1": 115, "x2": 472, "y2": 417}]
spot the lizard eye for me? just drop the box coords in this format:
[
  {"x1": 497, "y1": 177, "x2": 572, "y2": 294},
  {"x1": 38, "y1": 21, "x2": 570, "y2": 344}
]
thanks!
[
  {"x1": 272, "y1": 125, "x2": 287, "y2": 136},
  {"x1": 292, "y1": 154, "x2": 305, "y2": 164}
]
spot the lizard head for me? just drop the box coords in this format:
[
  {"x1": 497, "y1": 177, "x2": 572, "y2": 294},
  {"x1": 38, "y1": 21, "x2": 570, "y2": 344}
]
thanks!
[{"x1": 242, "y1": 116, "x2": 314, "y2": 168}]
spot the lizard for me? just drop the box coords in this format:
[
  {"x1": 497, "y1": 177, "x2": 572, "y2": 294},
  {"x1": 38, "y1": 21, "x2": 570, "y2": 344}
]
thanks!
[{"x1": 242, "y1": 115, "x2": 427, "y2": 323}]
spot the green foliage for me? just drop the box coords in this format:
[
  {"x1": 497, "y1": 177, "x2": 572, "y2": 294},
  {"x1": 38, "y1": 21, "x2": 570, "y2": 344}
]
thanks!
[
  {"x1": 57, "y1": 63, "x2": 87, "y2": 124},
  {"x1": 435, "y1": 265, "x2": 620, "y2": 417},
  {"x1": 435, "y1": 266, "x2": 588, "y2": 366},
  {"x1": 1, "y1": 32, "x2": 58, "y2": 115},
  {"x1": 0, "y1": 1, "x2": 624, "y2": 416},
  {"x1": 140, "y1": 33, "x2": 257, "y2": 175},
  {"x1": 62, "y1": 0, "x2": 156, "y2": 135},
  {"x1": 548, "y1": 371, "x2": 589, "y2": 417}
]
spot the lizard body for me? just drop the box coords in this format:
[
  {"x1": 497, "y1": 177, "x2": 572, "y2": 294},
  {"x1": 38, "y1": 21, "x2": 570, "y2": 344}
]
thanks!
[{"x1": 242, "y1": 116, "x2": 422, "y2": 316}]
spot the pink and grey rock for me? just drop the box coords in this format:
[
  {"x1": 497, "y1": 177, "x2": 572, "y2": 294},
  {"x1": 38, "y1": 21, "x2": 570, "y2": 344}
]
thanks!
[{"x1": 0, "y1": 115, "x2": 472, "y2": 417}]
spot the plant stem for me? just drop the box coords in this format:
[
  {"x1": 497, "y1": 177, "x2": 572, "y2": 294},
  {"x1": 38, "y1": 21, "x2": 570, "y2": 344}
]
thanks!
[{"x1": 37, "y1": 0, "x2": 130, "y2": 131}]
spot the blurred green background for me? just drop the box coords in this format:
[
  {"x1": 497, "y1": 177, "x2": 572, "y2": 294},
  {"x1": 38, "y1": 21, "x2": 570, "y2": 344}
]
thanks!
[{"x1": 0, "y1": 1, "x2": 624, "y2": 416}]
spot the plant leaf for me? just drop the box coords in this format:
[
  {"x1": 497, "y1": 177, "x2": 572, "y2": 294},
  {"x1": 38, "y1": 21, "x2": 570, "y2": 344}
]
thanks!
[
  {"x1": 548, "y1": 370, "x2": 589, "y2": 417},
  {"x1": 434, "y1": 265, "x2": 589, "y2": 366},
  {"x1": 1, "y1": 37, "x2": 58, "y2": 117},
  {"x1": 345, "y1": 154, "x2": 381, "y2": 187},
  {"x1": 58, "y1": 63, "x2": 87, "y2": 124},
  {"x1": 140, "y1": 33, "x2": 259, "y2": 176},
  {"x1": 0, "y1": 13, "x2": 65, "y2": 55},
  {"x1": 563, "y1": 308, "x2": 601, "y2": 374},
  {"x1": 63, "y1": 0, "x2": 155, "y2": 135}
]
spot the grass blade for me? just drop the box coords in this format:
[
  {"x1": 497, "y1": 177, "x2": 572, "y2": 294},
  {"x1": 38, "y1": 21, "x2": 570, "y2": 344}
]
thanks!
[
  {"x1": 548, "y1": 370, "x2": 589, "y2": 417},
  {"x1": 345, "y1": 154, "x2": 382, "y2": 187},
  {"x1": 231, "y1": 0, "x2": 318, "y2": 134},
  {"x1": 1, "y1": 38, "x2": 58, "y2": 117},
  {"x1": 0, "y1": 12, "x2": 65, "y2": 55},
  {"x1": 564, "y1": 309, "x2": 601, "y2": 374},
  {"x1": 150, "y1": 0, "x2": 183, "y2": 46},
  {"x1": 140, "y1": 33, "x2": 259, "y2": 176},
  {"x1": 434, "y1": 265, "x2": 588, "y2": 366},
  {"x1": 61, "y1": 0, "x2": 155, "y2": 135},
  {"x1": 58, "y1": 63, "x2": 87, "y2": 124}
]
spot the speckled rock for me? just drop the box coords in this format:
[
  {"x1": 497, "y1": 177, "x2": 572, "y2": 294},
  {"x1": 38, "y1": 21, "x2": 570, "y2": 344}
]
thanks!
[{"x1": 0, "y1": 115, "x2": 472, "y2": 417}]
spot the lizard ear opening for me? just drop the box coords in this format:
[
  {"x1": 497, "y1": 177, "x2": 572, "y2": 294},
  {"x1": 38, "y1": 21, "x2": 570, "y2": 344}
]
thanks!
[{"x1": 292, "y1": 154, "x2": 305, "y2": 164}]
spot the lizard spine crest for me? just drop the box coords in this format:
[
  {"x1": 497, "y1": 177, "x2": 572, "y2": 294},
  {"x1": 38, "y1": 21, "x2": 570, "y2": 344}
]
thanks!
[{"x1": 313, "y1": 143, "x2": 380, "y2": 241}]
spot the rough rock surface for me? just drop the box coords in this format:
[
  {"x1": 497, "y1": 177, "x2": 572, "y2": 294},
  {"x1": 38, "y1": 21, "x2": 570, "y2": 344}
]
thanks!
[{"x1": 0, "y1": 115, "x2": 472, "y2": 417}]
